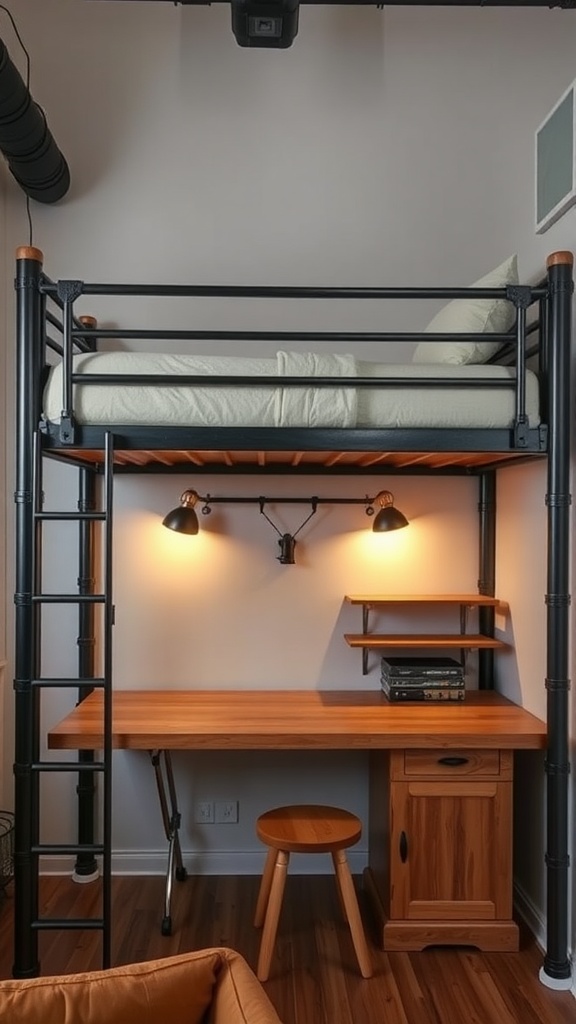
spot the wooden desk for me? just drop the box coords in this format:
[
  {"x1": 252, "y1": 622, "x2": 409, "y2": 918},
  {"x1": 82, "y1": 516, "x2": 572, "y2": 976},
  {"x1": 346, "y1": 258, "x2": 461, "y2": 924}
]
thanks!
[{"x1": 48, "y1": 689, "x2": 546, "y2": 951}]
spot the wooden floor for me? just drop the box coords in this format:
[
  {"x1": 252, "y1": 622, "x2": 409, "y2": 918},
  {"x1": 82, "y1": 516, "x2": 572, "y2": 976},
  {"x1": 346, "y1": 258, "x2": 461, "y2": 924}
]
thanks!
[{"x1": 0, "y1": 875, "x2": 574, "y2": 1024}]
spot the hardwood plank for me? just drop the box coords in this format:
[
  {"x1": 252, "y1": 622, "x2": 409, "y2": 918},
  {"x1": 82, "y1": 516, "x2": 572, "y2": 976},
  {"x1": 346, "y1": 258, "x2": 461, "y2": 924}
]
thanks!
[
  {"x1": 387, "y1": 952, "x2": 443, "y2": 1024},
  {"x1": 482, "y1": 947, "x2": 576, "y2": 1024},
  {"x1": 286, "y1": 877, "x2": 327, "y2": 1024},
  {"x1": 455, "y1": 951, "x2": 522, "y2": 1024},
  {"x1": 0, "y1": 876, "x2": 574, "y2": 1024}
]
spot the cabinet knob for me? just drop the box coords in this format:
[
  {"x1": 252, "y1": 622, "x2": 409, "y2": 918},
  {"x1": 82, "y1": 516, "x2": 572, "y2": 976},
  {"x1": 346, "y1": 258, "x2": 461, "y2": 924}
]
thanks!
[
  {"x1": 437, "y1": 756, "x2": 469, "y2": 767},
  {"x1": 399, "y1": 830, "x2": 408, "y2": 863}
]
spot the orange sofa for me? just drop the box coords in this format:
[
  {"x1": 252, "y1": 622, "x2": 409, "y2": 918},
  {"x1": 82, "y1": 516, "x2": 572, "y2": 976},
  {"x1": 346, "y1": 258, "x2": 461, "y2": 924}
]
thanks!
[{"x1": 0, "y1": 946, "x2": 283, "y2": 1024}]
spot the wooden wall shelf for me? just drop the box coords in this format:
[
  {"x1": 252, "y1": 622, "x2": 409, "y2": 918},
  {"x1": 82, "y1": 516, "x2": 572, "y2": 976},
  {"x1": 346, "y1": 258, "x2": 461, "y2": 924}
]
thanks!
[
  {"x1": 344, "y1": 594, "x2": 508, "y2": 675},
  {"x1": 345, "y1": 634, "x2": 507, "y2": 649}
]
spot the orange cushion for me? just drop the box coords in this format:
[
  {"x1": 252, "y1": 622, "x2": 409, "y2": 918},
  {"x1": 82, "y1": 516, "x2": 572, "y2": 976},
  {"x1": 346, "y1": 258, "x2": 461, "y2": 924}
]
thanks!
[
  {"x1": 211, "y1": 948, "x2": 283, "y2": 1023},
  {"x1": 0, "y1": 949, "x2": 223, "y2": 1024}
]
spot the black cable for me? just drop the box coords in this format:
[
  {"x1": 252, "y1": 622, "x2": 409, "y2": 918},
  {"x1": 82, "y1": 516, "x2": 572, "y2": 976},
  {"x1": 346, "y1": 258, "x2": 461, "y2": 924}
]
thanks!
[
  {"x1": 25, "y1": 195, "x2": 32, "y2": 246},
  {"x1": 0, "y1": 5, "x2": 29, "y2": 85}
]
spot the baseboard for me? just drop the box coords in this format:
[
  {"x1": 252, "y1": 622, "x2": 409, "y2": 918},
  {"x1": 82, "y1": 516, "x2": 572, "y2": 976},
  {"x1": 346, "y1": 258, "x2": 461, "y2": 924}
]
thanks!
[
  {"x1": 40, "y1": 846, "x2": 369, "y2": 877},
  {"x1": 513, "y1": 878, "x2": 547, "y2": 952}
]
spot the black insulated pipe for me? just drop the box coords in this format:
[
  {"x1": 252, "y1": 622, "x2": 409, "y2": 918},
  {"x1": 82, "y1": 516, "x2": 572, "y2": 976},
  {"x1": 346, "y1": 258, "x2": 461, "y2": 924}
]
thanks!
[{"x1": 0, "y1": 37, "x2": 70, "y2": 203}]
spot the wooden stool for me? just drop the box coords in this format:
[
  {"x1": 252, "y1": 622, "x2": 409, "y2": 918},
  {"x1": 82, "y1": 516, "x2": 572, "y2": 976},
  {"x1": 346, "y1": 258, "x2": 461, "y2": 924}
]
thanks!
[{"x1": 253, "y1": 804, "x2": 373, "y2": 981}]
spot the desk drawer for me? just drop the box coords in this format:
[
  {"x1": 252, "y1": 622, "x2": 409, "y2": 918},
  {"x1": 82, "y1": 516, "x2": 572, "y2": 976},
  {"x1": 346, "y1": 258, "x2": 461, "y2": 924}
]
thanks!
[{"x1": 403, "y1": 749, "x2": 502, "y2": 778}]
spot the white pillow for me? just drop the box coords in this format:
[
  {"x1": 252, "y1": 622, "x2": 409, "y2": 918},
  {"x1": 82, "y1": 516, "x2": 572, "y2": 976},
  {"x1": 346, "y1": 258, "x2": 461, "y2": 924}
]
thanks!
[{"x1": 412, "y1": 254, "x2": 518, "y2": 366}]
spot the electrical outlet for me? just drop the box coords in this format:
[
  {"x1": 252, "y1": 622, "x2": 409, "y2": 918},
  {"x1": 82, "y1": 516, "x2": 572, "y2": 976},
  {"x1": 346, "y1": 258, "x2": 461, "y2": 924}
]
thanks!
[
  {"x1": 215, "y1": 800, "x2": 239, "y2": 824},
  {"x1": 195, "y1": 800, "x2": 214, "y2": 824}
]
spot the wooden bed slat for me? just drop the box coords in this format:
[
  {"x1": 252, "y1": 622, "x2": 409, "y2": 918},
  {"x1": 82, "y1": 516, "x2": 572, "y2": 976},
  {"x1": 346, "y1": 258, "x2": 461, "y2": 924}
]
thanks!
[{"x1": 45, "y1": 448, "x2": 543, "y2": 473}]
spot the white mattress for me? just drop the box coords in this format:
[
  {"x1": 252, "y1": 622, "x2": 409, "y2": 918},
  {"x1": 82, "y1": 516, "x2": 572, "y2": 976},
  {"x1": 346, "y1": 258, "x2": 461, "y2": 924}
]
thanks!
[{"x1": 43, "y1": 350, "x2": 541, "y2": 430}]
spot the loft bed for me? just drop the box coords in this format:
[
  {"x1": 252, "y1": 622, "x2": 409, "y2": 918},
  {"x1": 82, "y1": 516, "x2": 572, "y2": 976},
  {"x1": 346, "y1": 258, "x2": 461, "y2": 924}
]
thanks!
[
  {"x1": 32, "y1": 249, "x2": 549, "y2": 474},
  {"x1": 12, "y1": 246, "x2": 572, "y2": 987}
]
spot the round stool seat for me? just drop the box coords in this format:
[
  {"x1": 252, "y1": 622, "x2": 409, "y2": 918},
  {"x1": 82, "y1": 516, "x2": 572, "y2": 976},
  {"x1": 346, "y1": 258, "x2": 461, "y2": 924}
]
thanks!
[{"x1": 256, "y1": 804, "x2": 362, "y2": 853}]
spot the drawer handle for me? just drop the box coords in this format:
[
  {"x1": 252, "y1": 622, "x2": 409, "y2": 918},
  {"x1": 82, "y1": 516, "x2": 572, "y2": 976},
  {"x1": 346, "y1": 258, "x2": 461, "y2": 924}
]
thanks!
[
  {"x1": 399, "y1": 831, "x2": 408, "y2": 863},
  {"x1": 437, "y1": 756, "x2": 469, "y2": 767}
]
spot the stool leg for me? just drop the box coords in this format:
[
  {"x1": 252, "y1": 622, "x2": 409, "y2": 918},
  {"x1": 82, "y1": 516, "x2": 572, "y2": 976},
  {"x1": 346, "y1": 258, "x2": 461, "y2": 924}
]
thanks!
[
  {"x1": 257, "y1": 849, "x2": 289, "y2": 982},
  {"x1": 331, "y1": 850, "x2": 373, "y2": 979},
  {"x1": 333, "y1": 869, "x2": 347, "y2": 922},
  {"x1": 254, "y1": 847, "x2": 277, "y2": 927}
]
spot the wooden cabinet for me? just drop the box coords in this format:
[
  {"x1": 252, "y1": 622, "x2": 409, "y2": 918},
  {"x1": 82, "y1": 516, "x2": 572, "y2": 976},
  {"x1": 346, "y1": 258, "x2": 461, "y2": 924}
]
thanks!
[
  {"x1": 348, "y1": 594, "x2": 518, "y2": 949},
  {"x1": 364, "y1": 747, "x2": 519, "y2": 951}
]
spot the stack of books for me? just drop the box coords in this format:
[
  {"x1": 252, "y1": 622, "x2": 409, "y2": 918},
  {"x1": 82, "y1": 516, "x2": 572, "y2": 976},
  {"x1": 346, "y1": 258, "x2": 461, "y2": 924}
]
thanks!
[{"x1": 381, "y1": 656, "x2": 466, "y2": 702}]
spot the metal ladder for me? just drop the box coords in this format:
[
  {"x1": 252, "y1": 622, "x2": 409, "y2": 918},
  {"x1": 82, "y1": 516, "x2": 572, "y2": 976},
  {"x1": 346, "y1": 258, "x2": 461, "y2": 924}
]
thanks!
[{"x1": 13, "y1": 431, "x2": 114, "y2": 977}]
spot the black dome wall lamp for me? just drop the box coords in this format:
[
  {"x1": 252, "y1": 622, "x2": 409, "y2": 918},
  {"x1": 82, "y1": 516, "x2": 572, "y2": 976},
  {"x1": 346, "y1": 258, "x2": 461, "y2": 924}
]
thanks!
[
  {"x1": 162, "y1": 489, "x2": 200, "y2": 535},
  {"x1": 368, "y1": 491, "x2": 409, "y2": 533}
]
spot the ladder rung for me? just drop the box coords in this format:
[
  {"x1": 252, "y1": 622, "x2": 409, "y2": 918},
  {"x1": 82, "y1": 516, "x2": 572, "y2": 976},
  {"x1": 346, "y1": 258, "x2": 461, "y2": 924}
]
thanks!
[
  {"x1": 31, "y1": 677, "x2": 107, "y2": 689},
  {"x1": 32, "y1": 594, "x2": 106, "y2": 604},
  {"x1": 32, "y1": 762, "x2": 105, "y2": 773},
  {"x1": 32, "y1": 918, "x2": 105, "y2": 931},
  {"x1": 32, "y1": 843, "x2": 105, "y2": 856},
  {"x1": 35, "y1": 512, "x2": 107, "y2": 522}
]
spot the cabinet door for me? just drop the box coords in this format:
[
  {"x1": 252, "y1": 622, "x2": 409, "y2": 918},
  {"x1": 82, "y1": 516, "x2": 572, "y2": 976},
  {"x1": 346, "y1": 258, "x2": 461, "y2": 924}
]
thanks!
[{"x1": 390, "y1": 780, "x2": 512, "y2": 921}]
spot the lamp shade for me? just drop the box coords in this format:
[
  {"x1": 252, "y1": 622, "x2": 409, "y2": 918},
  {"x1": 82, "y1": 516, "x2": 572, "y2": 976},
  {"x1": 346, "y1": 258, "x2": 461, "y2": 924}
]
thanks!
[
  {"x1": 162, "y1": 490, "x2": 200, "y2": 535},
  {"x1": 372, "y1": 491, "x2": 409, "y2": 533}
]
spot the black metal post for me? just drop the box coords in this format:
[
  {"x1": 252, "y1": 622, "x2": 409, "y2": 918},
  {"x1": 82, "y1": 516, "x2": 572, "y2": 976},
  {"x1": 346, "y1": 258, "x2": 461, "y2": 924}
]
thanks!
[
  {"x1": 477, "y1": 471, "x2": 496, "y2": 689},
  {"x1": 541, "y1": 251, "x2": 572, "y2": 986},
  {"x1": 13, "y1": 246, "x2": 44, "y2": 977}
]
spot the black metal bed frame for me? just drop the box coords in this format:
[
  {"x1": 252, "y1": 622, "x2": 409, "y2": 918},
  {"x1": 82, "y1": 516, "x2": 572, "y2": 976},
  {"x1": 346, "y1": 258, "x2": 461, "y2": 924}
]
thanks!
[{"x1": 12, "y1": 245, "x2": 572, "y2": 985}]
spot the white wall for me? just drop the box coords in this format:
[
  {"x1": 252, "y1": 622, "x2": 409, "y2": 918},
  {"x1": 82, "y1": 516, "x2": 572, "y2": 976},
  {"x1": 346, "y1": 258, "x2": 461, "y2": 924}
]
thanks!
[{"x1": 1, "y1": 0, "x2": 574, "y2": 949}]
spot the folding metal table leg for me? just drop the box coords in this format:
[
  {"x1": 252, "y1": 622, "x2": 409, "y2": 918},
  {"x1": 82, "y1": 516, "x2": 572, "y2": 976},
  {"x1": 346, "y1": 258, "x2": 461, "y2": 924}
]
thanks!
[{"x1": 150, "y1": 749, "x2": 188, "y2": 935}]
